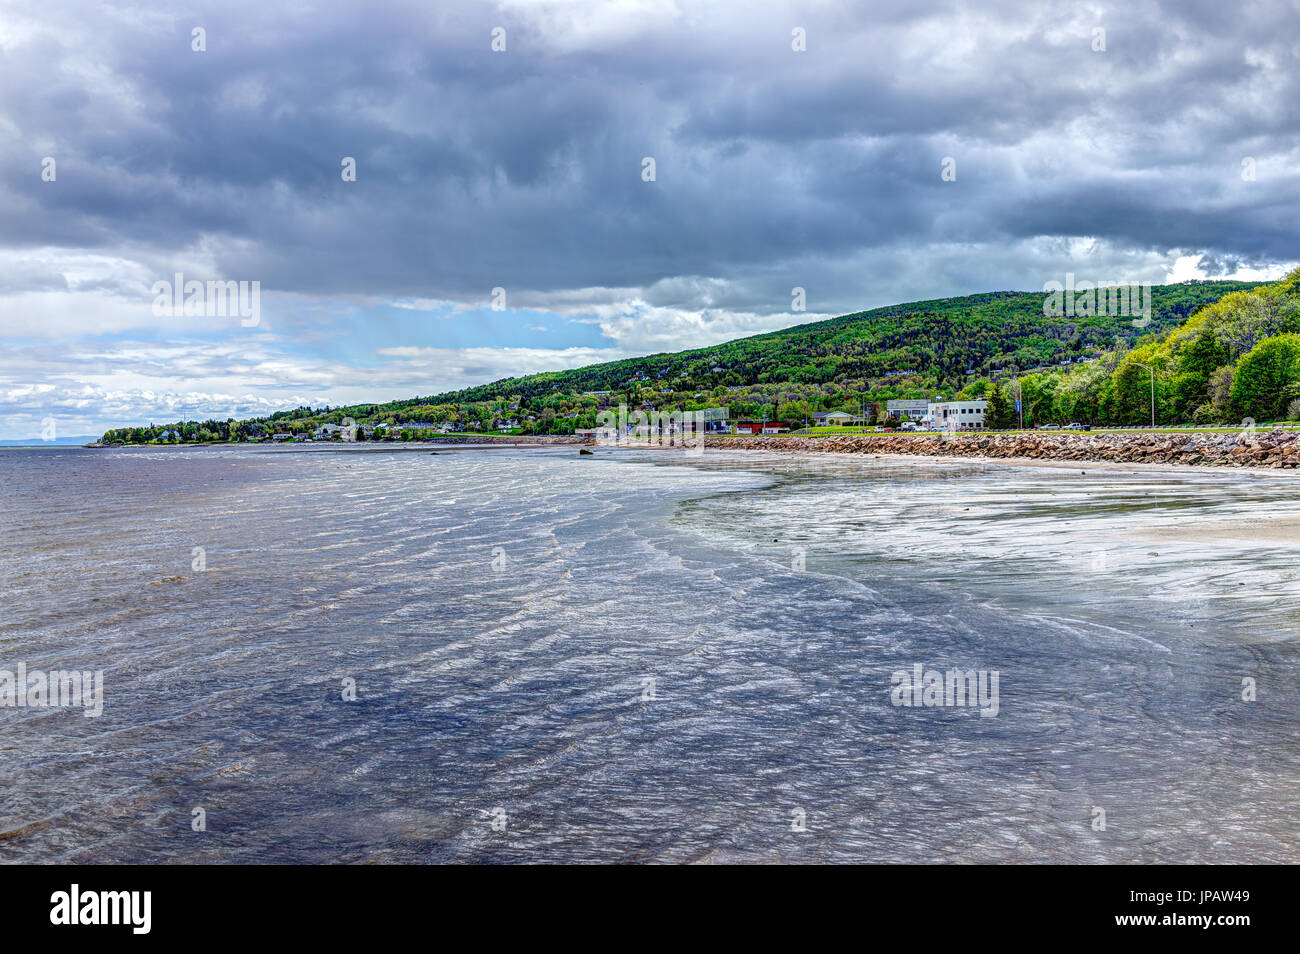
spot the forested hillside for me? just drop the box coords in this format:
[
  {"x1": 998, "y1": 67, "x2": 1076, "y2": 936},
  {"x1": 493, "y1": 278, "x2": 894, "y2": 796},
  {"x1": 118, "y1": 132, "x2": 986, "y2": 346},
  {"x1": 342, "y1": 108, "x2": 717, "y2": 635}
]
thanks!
[
  {"x1": 100, "y1": 277, "x2": 1287, "y2": 442},
  {"x1": 436, "y1": 281, "x2": 1253, "y2": 403},
  {"x1": 1071, "y1": 268, "x2": 1300, "y2": 425}
]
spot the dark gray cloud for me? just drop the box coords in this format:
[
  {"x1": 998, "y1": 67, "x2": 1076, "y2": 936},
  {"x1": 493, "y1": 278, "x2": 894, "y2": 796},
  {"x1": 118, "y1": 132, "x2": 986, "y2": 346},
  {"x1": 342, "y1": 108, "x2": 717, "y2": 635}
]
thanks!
[{"x1": 3, "y1": 0, "x2": 1296, "y2": 301}]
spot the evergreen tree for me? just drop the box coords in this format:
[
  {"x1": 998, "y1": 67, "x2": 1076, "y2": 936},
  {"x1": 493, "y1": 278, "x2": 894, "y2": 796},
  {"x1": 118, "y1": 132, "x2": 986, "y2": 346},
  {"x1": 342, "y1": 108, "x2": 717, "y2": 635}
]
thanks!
[{"x1": 986, "y1": 380, "x2": 1012, "y2": 429}]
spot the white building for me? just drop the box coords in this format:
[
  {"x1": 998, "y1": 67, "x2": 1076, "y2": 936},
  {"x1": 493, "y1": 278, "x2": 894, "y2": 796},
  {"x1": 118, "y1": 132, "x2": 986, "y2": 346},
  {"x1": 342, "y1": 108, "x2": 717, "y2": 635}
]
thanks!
[
  {"x1": 886, "y1": 399, "x2": 930, "y2": 421},
  {"x1": 927, "y1": 400, "x2": 987, "y2": 430}
]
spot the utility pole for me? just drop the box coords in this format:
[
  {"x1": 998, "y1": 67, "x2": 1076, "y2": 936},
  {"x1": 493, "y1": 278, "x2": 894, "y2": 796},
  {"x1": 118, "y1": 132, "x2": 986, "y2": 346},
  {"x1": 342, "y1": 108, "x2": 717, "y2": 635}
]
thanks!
[{"x1": 1131, "y1": 363, "x2": 1156, "y2": 427}]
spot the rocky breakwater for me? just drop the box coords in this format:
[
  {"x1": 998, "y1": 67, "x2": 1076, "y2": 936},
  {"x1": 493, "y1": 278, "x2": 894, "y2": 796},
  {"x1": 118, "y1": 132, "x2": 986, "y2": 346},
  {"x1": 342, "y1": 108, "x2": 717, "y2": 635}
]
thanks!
[{"x1": 704, "y1": 430, "x2": 1300, "y2": 469}]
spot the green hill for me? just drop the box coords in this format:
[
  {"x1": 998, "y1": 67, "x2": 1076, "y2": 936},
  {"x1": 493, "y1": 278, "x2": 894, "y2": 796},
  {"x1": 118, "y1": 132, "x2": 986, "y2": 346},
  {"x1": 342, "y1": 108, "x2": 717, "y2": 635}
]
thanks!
[
  {"x1": 440, "y1": 282, "x2": 1259, "y2": 402},
  {"x1": 99, "y1": 279, "x2": 1267, "y2": 443}
]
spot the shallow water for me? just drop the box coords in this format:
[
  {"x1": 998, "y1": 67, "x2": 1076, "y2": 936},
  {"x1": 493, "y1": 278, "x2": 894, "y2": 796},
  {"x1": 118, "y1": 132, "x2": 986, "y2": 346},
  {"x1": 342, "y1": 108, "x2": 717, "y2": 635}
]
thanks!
[{"x1": 1, "y1": 444, "x2": 1297, "y2": 863}]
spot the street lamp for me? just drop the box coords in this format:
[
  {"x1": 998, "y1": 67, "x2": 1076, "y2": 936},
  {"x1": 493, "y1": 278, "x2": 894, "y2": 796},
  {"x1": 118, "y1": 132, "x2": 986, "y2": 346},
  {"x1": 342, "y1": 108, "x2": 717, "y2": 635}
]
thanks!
[
  {"x1": 1131, "y1": 362, "x2": 1156, "y2": 427},
  {"x1": 1010, "y1": 367, "x2": 1023, "y2": 430}
]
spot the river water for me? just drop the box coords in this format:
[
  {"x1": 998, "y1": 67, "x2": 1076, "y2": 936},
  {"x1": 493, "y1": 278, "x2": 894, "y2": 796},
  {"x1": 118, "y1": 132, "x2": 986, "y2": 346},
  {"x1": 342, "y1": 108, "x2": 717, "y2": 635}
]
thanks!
[{"x1": 1, "y1": 444, "x2": 1297, "y2": 863}]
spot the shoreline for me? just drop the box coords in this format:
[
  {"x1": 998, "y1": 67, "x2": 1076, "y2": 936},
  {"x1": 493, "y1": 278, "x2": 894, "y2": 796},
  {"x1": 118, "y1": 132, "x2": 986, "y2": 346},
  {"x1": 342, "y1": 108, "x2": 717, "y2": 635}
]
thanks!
[
  {"x1": 608, "y1": 431, "x2": 1300, "y2": 473},
  {"x1": 698, "y1": 445, "x2": 1285, "y2": 477},
  {"x1": 79, "y1": 430, "x2": 1300, "y2": 474},
  {"x1": 80, "y1": 435, "x2": 586, "y2": 449}
]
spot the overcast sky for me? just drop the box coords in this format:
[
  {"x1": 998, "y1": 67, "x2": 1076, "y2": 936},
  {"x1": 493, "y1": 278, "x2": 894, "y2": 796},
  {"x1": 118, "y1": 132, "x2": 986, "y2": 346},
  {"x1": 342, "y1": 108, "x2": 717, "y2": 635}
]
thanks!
[{"x1": 1, "y1": 0, "x2": 1297, "y2": 438}]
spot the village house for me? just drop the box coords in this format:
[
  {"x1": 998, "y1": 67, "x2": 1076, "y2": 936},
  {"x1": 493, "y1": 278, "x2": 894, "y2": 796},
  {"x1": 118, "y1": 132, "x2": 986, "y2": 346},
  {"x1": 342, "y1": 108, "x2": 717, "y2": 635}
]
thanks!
[
  {"x1": 810, "y1": 410, "x2": 867, "y2": 427},
  {"x1": 926, "y1": 400, "x2": 988, "y2": 430},
  {"x1": 736, "y1": 420, "x2": 791, "y2": 434},
  {"x1": 702, "y1": 408, "x2": 733, "y2": 434},
  {"x1": 885, "y1": 399, "x2": 930, "y2": 421},
  {"x1": 575, "y1": 425, "x2": 619, "y2": 442}
]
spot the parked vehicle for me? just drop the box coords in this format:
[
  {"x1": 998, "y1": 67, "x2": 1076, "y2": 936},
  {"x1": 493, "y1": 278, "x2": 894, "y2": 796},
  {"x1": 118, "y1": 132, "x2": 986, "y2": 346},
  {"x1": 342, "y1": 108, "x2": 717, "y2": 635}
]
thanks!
[{"x1": 1064, "y1": 422, "x2": 1085, "y2": 430}]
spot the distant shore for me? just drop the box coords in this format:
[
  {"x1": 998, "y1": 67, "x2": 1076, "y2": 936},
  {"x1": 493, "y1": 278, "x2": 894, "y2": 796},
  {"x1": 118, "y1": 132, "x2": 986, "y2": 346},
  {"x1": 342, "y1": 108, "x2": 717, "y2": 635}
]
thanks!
[
  {"x1": 82, "y1": 435, "x2": 587, "y2": 448},
  {"x1": 696, "y1": 431, "x2": 1300, "y2": 470}
]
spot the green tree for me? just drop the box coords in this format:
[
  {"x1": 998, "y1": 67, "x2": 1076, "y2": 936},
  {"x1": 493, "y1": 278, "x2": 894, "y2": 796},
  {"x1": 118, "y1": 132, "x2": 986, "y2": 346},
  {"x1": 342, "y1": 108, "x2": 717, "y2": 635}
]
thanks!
[
  {"x1": 985, "y1": 380, "x2": 1013, "y2": 429},
  {"x1": 1206, "y1": 366, "x2": 1236, "y2": 422},
  {"x1": 1106, "y1": 355, "x2": 1165, "y2": 426},
  {"x1": 1019, "y1": 372, "x2": 1061, "y2": 426},
  {"x1": 1229, "y1": 333, "x2": 1300, "y2": 421}
]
